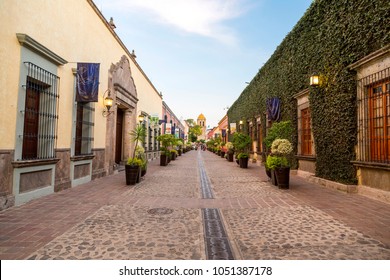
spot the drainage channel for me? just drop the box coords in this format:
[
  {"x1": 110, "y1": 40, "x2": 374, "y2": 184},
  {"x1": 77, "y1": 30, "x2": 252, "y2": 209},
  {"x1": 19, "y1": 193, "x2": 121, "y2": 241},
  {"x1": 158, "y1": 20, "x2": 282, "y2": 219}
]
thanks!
[{"x1": 198, "y1": 151, "x2": 234, "y2": 260}]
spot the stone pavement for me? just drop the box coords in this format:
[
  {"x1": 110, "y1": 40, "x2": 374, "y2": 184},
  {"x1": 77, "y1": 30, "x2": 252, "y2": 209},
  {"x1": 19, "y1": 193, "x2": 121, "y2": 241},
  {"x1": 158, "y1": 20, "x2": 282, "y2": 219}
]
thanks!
[{"x1": 0, "y1": 150, "x2": 389, "y2": 259}]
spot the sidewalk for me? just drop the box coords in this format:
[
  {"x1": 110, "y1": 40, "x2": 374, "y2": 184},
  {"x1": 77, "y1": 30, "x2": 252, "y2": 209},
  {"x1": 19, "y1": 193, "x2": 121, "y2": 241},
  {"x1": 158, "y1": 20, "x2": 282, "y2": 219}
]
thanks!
[{"x1": 0, "y1": 150, "x2": 389, "y2": 259}]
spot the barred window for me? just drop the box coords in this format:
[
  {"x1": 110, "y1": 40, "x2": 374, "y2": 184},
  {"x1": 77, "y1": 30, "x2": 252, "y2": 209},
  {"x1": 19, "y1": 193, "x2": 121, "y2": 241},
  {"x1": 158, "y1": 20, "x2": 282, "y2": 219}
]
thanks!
[
  {"x1": 149, "y1": 126, "x2": 153, "y2": 151},
  {"x1": 301, "y1": 108, "x2": 312, "y2": 156},
  {"x1": 357, "y1": 67, "x2": 390, "y2": 164},
  {"x1": 368, "y1": 81, "x2": 390, "y2": 162},
  {"x1": 249, "y1": 124, "x2": 254, "y2": 152},
  {"x1": 257, "y1": 122, "x2": 263, "y2": 153},
  {"x1": 154, "y1": 128, "x2": 158, "y2": 151},
  {"x1": 21, "y1": 62, "x2": 59, "y2": 160},
  {"x1": 74, "y1": 102, "x2": 94, "y2": 156}
]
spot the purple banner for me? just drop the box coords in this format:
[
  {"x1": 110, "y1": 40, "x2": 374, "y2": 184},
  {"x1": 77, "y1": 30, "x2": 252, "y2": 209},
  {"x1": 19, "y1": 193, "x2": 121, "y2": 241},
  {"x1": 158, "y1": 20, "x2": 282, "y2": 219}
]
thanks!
[
  {"x1": 76, "y1": 63, "x2": 100, "y2": 102},
  {"x1": 266, "y1": 97, "x2": 281, "y2": 122}
]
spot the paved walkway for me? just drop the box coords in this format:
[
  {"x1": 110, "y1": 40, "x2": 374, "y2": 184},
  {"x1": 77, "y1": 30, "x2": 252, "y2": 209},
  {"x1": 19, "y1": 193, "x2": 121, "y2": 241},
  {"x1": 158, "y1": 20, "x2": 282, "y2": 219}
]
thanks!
[{"x1": 0, "y1": 150, "x2": 389, "y2": 259}]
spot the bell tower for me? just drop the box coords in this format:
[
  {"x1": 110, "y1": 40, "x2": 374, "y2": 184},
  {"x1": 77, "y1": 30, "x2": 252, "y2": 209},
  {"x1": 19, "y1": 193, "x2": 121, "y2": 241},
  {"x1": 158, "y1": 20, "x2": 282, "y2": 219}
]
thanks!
[{"x1": 197, "y1": 113, "x2": 206, "y2": 141}]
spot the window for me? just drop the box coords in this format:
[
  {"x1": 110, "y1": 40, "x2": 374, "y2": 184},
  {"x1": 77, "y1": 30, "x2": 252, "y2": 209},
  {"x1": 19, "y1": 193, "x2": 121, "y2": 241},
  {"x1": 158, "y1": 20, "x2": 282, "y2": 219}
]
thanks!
[
  {"x1": 301, "y1": 108, "x2": 312, "y2": 156},
  {"x1": 357, "y1": 68, "x2": 390, "y2": 164},
  {"x1": 21, "y1": 62, "x2": 59, "y2": 160},
  {"x1": 74, "y1": 102, "x2": 94, "y2": 156},
  {"x1": 257, "y1": 122, "x2": 263, "y2": 153},
  {"x1": 149, "y1": 126, "x2": 153, "y2": 151},
  {"x1": 368, "y1": 81, "x2": 390, "y2": 162}
]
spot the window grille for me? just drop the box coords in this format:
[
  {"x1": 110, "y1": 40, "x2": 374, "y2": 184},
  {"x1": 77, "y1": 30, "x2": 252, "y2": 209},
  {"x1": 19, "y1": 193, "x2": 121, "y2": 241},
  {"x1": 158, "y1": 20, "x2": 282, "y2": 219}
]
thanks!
[
  {"x1": 357, "y1": 67, "x2": 390, "y2": 164},
  {"x1": 154, "y1": 129, "x2": 158, "y2": 151},
  {"x1": 75, "y1": 102, "x2": 94, "y2": 156},
  {"x1": 257, "y1": 123, "x2": 263, "y2": 153},
  {"x1": 149, "y1": 126, "x2": 153, "y2": 151},
  {"x1": 297, "y1": 101, "x2": 313, "y2": 156},
  {"x1": 21, "y1": 62, "x2": 60, "y2": 160}
]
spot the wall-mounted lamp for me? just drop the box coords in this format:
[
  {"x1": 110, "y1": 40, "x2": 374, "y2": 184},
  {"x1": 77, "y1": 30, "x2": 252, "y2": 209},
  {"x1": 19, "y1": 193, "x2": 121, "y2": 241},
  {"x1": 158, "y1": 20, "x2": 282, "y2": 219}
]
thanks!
[
  {"x1": 239, "y1": 120, "x2": 243, "y2": 125},
  {"x1": 102, "y1": 89, "x2": 114, "y2": 117},
  {"x1": 310, "y1": 72, "x2": 320, "y2": 86},
  {"x1": 138, "y1": 114, "x2": 145, "y2": 124}
]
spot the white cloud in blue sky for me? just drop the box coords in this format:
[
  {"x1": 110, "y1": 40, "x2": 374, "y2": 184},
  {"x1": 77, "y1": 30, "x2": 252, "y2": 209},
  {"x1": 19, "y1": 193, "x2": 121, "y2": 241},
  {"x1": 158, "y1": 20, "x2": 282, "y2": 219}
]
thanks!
[{"x1": 96, "y1": 0, "x2": 312, "y2": 127}]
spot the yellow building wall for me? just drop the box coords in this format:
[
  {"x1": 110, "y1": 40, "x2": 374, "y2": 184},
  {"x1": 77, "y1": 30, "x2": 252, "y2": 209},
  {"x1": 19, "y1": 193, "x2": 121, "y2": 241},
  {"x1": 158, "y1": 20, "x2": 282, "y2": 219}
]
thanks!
[
  {"x1": 0, "y1": 0, "x2": 162, "y2": 150},
  {"x1": 133, "y1": 69, "x2": 163, "y2": 120}
]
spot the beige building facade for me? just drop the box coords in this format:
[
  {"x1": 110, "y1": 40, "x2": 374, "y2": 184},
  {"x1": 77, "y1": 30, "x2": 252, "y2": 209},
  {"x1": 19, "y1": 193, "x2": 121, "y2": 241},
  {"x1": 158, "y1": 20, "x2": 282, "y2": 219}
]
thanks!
[{"x1": 0, "y1": 0, "x2": 162, "y2": 209}]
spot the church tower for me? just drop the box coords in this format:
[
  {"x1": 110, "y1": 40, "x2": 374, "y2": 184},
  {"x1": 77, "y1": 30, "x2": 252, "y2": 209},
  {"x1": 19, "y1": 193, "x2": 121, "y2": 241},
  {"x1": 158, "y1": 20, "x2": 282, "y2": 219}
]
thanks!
[{"x1": 197, "y1": 113, "x2": 206, "y2": 141}]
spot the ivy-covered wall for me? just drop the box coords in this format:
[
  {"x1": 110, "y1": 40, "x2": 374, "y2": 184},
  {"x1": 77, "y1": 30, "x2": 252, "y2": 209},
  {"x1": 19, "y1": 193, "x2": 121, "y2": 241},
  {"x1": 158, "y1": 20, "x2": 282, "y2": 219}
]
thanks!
[{"x1": 227, "y1": 0, "x2": 390, "y2": 184}]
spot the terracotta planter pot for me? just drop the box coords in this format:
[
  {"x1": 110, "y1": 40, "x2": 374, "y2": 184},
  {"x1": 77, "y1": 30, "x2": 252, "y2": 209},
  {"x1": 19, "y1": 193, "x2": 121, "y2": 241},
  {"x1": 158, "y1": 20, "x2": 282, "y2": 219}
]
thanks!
[{"x1": 125, "y1": 165, "x2": 141, "y2": 185}]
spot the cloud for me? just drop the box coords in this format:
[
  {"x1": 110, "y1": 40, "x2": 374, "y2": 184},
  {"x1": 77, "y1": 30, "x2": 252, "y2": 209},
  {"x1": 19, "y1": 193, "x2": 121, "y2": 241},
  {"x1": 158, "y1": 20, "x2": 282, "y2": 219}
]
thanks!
[{"x1": 103, "y1": 0, "x2": 246, "y2": 45}]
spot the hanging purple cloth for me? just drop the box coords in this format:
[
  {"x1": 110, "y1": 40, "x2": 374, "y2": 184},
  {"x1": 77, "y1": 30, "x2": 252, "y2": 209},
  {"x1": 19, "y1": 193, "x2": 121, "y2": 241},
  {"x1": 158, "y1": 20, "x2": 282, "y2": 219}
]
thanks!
[
  {"x1": 266, "y1": 97, "x2": 281, "y2": 122},
  {"x1": 76, "y1": 63, "x2": 100, "y2": 102}
]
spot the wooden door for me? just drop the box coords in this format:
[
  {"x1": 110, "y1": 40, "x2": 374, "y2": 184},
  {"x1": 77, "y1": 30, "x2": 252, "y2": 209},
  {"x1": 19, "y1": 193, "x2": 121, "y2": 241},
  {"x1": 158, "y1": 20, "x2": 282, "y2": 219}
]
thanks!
[
  {"x1": 115, "y1": 109, "x2": 123, "y2": 164},
  {"x1": 22, "y1": 81, "x2": 40, "y2": 159}
]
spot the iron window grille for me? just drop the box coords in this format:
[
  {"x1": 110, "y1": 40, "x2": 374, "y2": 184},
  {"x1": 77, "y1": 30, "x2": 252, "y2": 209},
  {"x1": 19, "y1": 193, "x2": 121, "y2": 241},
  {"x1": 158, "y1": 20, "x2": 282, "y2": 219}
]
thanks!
[
  {"x1": 21, "y1": 62, "x2": 60, "y2": 160},
  {"x1": 149, "y1": 126, "x2": 153, "y2": 151},
  {"x1": 74, "y1": 102, "x2": 94, "y2": 156},
  {"x1": 357, "y1": 67, "x2": 390, "y2": 164}
]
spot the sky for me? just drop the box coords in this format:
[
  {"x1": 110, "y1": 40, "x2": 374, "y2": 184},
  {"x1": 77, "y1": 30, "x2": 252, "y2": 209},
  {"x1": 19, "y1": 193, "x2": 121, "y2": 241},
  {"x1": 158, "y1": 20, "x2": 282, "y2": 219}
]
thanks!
[{"x1": 96, "y1": 0, "x2": 313, "y2": 128}]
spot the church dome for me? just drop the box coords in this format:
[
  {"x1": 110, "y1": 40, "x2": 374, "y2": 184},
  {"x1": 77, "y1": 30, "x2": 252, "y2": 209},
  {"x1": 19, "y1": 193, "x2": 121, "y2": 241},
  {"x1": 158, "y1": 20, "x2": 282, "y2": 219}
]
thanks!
[{"x1": 197, "y1": 113, "x2": 206, "y2": 120}]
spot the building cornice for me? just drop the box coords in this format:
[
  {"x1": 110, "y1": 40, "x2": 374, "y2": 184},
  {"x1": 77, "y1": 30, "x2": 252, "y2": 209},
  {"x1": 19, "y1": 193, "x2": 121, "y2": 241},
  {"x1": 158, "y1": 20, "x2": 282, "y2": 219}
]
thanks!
[
  {"x1": 16, "y1": 33, "x2": 68, "y2": 66},
  {"x1": 348, "y1": 44, "x2": 390, "y2": 70}
]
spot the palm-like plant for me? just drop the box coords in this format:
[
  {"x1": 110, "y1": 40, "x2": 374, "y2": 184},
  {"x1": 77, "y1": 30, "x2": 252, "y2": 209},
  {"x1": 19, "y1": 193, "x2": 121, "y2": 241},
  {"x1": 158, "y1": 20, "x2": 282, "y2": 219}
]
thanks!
[{"x1": 130, "y1": 124, "x2": 146, "y2": 159}]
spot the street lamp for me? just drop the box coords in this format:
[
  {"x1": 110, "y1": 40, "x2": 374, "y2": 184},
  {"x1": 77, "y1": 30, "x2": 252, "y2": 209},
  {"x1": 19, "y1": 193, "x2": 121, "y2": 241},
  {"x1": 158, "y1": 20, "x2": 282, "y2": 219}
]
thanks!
[
  {"x1": 310, "y1": 72, "x2": 320, "y2": 86},
  {"x1": 138, "y1": 114, "x2": 145, "y2": 124},
  {"x1": 102, "y1": 89, "x2": 113, "y2": 117}
]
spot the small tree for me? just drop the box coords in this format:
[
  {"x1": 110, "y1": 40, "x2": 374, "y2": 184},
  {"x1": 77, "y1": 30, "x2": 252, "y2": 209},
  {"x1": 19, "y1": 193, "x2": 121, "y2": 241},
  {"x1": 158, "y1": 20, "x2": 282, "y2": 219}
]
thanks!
[
  {"x1": 264, "y1": 121, "x2": 293, "y2": 149},
  {"x1": 156, "y1": 134, "x2": 174, "y2": 155},
  {"x1": 232, "y1": 132, "x2": 251, "y2": 154},
  {"x1": 129, "y1": 124, "x2": 146, "y2": 159},
  {"x1": 189, "y1": 125, "x2": 202, "y2": 141}
]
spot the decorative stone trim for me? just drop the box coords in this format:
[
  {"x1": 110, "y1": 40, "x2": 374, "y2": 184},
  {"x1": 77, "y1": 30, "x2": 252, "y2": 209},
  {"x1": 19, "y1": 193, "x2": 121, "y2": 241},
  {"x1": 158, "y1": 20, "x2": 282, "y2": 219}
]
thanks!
[
  {"x1": 16, "y1": 33, "x2": 67, "y2": 65},
  {"x1": 70, "y1": 155, "x2": 95, "y2": 162},
  {"x1": 297, "y1": 173, "x2": 358, "y2": 194},
  {"x1": 296, "y1": 155, "x2": 316, "y2": 161},
  {"x1": 349, "y1": 44, "x2": 390, "y2": 70},
  {"x1": 12, "y1": 158, "x2": 60, "y2": 168},
  {"x1": 351, "y1": 161, "x2": 390, "y2": 171}
]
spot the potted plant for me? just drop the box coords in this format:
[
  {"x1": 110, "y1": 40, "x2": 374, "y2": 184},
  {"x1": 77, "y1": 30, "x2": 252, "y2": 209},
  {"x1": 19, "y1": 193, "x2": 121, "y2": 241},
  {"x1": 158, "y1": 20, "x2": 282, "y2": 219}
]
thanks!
[
  {"x1": 125, "y1": 158, "x2": 142, "y2": 185},
  {"x1": 226, "y1": 142, "x2": 234, "y2": 162},
  {"x1": 232, "y1": 132, "x2": 251, "y2": 168},
  {"x1": 170, "y1": 149, "x2": 178, "y2": 160},
  {"x1": 267, "y1": 138, "x2": 293, "y2": 188},
  {"x1": 157, "y1": 134, "x2": 174, "y2": 166},
  {"x1": 135, "y1": 146, "x2": 147, "y2": 177},
  {"x1": 237, "y1": 152, "x2": 249, "y2": 168},
  {"x1": 176, "y1": 139, "x2": 184, "y2": 156},
  {"x1": 220, "y1": 142, "x2": 226, "y2": 158},
  {"x1": 125, "y1": 124, "x2": 146, "y2": 185},
  {"x1": 263, "y1": 121, "x2": 293, "y2": 178}
]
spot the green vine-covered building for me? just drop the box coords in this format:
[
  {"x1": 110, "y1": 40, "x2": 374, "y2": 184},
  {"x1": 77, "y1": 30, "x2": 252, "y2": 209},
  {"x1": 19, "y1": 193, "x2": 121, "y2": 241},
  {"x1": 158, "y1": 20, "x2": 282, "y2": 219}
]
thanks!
[{"x1": 227, "y1": 0, "x2": 390, "y2": 199}]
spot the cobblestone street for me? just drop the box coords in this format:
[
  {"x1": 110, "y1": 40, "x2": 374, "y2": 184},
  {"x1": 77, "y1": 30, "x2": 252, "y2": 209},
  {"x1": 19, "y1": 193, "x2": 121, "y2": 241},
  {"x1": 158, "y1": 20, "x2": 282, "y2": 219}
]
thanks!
[{"x1": 1, "y1": 150, "x2": 389, "y2": 260}]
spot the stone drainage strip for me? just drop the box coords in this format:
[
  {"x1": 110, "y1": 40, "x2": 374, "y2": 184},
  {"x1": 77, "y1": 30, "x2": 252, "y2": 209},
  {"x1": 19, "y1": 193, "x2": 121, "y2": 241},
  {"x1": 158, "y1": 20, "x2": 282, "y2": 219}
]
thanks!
[{"x1": 198, "y1": 152, "x2": 234, "y2": 260}]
